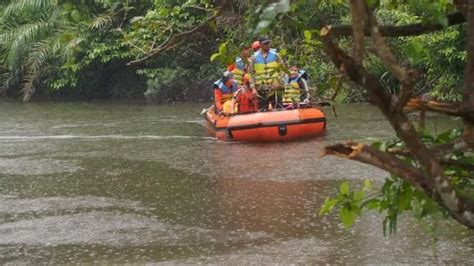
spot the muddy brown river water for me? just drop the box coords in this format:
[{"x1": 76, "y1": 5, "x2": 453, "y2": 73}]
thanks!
[{"x1": 0, "y1": 101, "x2": 472, "y2": 263}]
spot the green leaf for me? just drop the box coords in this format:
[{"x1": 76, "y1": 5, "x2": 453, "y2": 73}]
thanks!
[
  {"x1": 363, "y1": 179, "x2": 373, "y2": 191},
  {"x1": 354, "y1": 190, "x2": 365, "y2": 202},
  {"x1": 320, "y1": 197, "x2": 339, "y2": 215},
  {"x1": 398, "y1": 191, "x2": 413, "y2": 211},
  {"x1": 340, "y1": 206, "x2": 357, "y2": 228},
  {"x1": 218, "y1": 42, "x2": 228, "y2": 55},
  {"x1": 363, "y1": 199, "x2": 380, "y2": 210},
  {"x1": 304, "y1": 30, "x2": 312, "y2": 42},
  {"x1": 210, "y1": 53, "x2": 220, "y2": 62},
  {"x1": 340, "y1": 181, "x2": 349, "y2": 195}
]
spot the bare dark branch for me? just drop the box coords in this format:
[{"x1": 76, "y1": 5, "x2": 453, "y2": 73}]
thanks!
[
  {"x1": 404, "y1": 98, "x2": 469, "y2": 117},
  {"x1": 350, "y1": 0, "x2": 367, "y2": 64}
]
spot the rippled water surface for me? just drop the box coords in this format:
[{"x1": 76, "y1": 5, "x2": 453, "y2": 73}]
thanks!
[{"x1": 0, "y1": 101, "x2": 472, "y2": 264}]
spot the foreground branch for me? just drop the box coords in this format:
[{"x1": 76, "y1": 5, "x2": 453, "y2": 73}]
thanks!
[
  {"x1": 321, "y1": 21, "x2": 474, "y2": 228},
  {"x1": 463, "y1": 1, "x2": 474, "y2": 147},
  {"x1": 387, "y1": 137, "x2": 470, "y2": 158},
  {"x1": 404, "y1": 98, "x2": 469, "y2": 117},
  {"x1": 323, "y1": 142, "x2": 434, "y2": 193}
]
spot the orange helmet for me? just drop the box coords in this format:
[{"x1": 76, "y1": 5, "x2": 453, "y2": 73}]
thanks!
[{"x1": 251, "y1": 41, "x2": 260, "y2": 51}]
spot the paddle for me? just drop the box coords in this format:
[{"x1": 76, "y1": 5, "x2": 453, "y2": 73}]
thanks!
[{"x1": 200, "y1": 105, "x2": 214, "y2": 115}]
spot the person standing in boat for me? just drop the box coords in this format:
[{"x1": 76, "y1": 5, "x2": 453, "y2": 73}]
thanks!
[
  {"x1": 213, "y1": 71, "x2": 238, "y2": 115},
  {"x1": 227, "y1": 47, "x2": 251, "y2": 86},
  {"x1": 227, "y1": 41, "x2": 260, "y2": 87},
  {"x1": 248, "y1": 37, "x2": 286, "y2": 110},
  {"x1": 282, "y1": 66, "x2": 310, "y2": 107},
  {"x1": 230, "y1": 74, "x2": 258, "y2": 114},
  {"x1": 251, "y1": 40, "x2": 260, "y2": 53}
]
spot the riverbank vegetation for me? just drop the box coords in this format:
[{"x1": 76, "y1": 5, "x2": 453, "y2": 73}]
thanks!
[
  {"x1": 1, "y1": 0, "x2": 473, "y2": 231},
  {"x1": 0, "y1": 0, "x2": 467, "y2": 104}
]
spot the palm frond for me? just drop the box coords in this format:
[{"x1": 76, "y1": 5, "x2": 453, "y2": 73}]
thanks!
[
  {"x1": 90, "y1": 14, "x2": 115, "y2": 30},
  {"x1": 2, "y1": 0, "x2": 53, "y2": 19},
  {"x1": 4, "y1": 20, "x2": 55, "y2": 67},
  {"x1": 21, "y1": 78, "x2": 35, "y2": 102}
]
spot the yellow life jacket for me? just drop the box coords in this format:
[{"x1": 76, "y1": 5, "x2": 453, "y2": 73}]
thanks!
[
  {"x1": 253, "y1": 50, "x2": 282, "y2": 87},
  {"x1": 231, "y1": 57, "x2": 245, "y2": 85},
  {"x1": 283, "y1": 80, "x2": 302, "y2": 104}
]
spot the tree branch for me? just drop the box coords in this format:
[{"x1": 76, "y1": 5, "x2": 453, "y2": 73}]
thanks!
[
  {"x1": 350, "y1": 0, "x2": 367, "y2": 64},
  {"x1": 326, "y1": 11, "x2": 466, "y2": 38},
  {"x1": 387, "y1": 137, "x2": 470, "y2": 158},
  {"x1": 365, "y1": 5, "x2": 417, "y2": 112},
  {"x1": 462, "y1": 1, "x2": 474, "y2": 147},
  {"x1": 323, "y1": 142, "x2": 434, "y2": 193},
  {"x1": 404, "y1": 97, "x2": 469, "y2": 117},
  {"x1": 320, "y1": 25, "x2": 474, "y2": 228},
  {"x1": 440, "y1": 158, "x2": 474, "y2": 171}
]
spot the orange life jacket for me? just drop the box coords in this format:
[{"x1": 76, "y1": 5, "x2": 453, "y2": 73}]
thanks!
[{"x1": 234, "y1": 88, "x2": 258, "y2": 113}]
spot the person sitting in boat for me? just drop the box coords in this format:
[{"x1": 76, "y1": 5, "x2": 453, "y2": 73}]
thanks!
[
  {"x1": 230, "y1": 74, "x2": 258, "y2": 114},
  {"x1": 213, "y1": 71, "x2": 239, "y2": 115},
  {"x1": 248, "y1": 37, "x2": 286, "y2": 110},
  {"x1": 282, "y1": 66, "x2": 311, "y2": 108}
]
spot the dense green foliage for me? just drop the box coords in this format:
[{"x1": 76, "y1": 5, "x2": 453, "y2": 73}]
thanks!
[
  {"x1": 0, "y1": 0, "x2": 220, "y2": 101},
  {"x1": 0, "y1": 0, "x2": 466, "y2": 103}
]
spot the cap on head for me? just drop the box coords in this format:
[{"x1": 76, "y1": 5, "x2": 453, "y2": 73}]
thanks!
[
  {"x1": 259, "y1": 37, "x2": 271, "y2": 45},
  {"x1": 251, "y1": 41, "x2": 261, "y2": 51}
]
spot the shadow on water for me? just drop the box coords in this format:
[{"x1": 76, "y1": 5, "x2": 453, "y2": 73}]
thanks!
[{"x1": 0, "y1": 102, "x2": 472, "y2": 263}]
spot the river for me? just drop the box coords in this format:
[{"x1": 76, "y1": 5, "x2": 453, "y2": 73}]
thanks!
[{"x1": 0, "y1": 101, "x2": 472, "y2": 264}]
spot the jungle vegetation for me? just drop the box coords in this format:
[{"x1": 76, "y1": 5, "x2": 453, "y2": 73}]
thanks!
[{"x1": 0, "y1": 0, "x2": 473, "y2": 232}]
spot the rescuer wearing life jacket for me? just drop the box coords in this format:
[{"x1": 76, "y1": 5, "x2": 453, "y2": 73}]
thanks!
[
  {"x1": 227, "y1": 47, "x2": 251, "y2": 86},
  {"x1": 213, "y1": 71, "x2": 238, "y2": 115},
  {"x1": 248, "y1": 37, "x2": 286, "y2": 110},
  {"x1": 227, "y1": 41, "x2": 261, "y2": 86},
  {"x1": 282, "y1": 66, "x2": 310, "y2": 107},
  {"x1": 230, "y1": 74, "x2": 258, "y2": 114}
]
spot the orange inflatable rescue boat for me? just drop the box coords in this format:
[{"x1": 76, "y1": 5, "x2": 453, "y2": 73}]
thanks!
[{"x1": 204, "y1": 107, "x2": 326, "y2": 142}]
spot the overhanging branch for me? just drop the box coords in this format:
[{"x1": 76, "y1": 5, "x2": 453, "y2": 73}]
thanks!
[
  {"x1": 404, "y1": 97, "x2": 469, "y2": 117},
  {"x1": 323, "y1": 142, "x2": 434, "y2": 192}
]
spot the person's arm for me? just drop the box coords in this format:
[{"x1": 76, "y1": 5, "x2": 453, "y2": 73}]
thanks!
[
  {"x1": 214, "y1": 88, "x2": 223, "y2": 113},
  {"x1": 230, "y1": 89, "x2": 242, "y2": 114},
  {"x1": 298, "y1": 79, "x2": 310, "y2": 103},
  {"x1": 248, "y1": 56, "x2": 257, "y2": 91},
  {"x1": 277, "y1": 53, "x2": 286, "y2": 69},
  {"x1": 251, "y1": 93, "x2": 259, "y2": 112}
]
